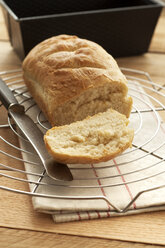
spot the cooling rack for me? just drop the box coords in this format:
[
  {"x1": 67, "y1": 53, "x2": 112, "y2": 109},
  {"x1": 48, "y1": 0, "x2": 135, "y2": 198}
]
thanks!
[{"x1": 0, "y1": 67, "x2": 165, "y2": 214}]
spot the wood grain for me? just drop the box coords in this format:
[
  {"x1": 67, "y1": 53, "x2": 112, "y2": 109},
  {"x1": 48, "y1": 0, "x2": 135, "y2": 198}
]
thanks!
[
  {"x1": 0, "y1": 41, "x2": 21, "y2": 70},
  {"x1": 0, "y1": 227, "x2": 163, "y2": 248},
  {"x1": 117, "y1": 53, "x2": 165, "y2": 85},
  {"x1": 149, "y1": 8, "x2": 165, "y2": 53},
  {"x1": 0, "y1": 7, "x2": 8, "y2": 41}
]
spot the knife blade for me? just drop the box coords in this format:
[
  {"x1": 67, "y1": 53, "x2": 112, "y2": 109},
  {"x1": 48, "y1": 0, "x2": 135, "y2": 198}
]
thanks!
[{"x1": 0, "y1": 78, "x2": 73, "y2": 181}]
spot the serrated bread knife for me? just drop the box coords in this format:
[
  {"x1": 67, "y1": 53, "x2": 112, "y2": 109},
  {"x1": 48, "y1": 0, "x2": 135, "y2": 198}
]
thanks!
[{"x1": 0, "y1": 78, "x2": 73, "y2": 181}]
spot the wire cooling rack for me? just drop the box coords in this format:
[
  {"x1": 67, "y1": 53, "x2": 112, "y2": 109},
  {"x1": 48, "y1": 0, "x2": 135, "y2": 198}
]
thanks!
[{"x1": 0, "y1": 67, "x2": 165, "y2": 213}]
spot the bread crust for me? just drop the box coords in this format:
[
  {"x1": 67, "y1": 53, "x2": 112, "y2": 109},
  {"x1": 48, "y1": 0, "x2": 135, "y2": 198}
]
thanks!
[
  {"x1": 44, "y1": 137, "x2": 133, "y2": 164},
  {"x1": 23, "y1": 35, "x2": 132, "y2": 126}
]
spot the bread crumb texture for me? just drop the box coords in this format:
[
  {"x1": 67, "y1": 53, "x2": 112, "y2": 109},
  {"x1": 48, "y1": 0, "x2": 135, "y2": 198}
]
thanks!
[{"x1": 44, "y1": 109, "x2": 134, "y2": 164}]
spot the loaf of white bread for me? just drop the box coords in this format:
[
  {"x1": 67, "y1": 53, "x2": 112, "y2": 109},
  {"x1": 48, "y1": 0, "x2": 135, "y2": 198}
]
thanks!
[
  {"x1": 22, "y1": 34, "x2": 132, "y2": 126},
  {"x1": 23, "y1": 35, "x2": 133, "y2": 164},
  {"x1": 44, "y1": 109, "x2": 134, "y2": 164}
]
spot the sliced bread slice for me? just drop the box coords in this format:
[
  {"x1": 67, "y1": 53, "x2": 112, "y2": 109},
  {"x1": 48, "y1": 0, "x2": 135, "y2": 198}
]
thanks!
[{"x1": 44, "y1": 109, "x2": 134, "y2": 164}]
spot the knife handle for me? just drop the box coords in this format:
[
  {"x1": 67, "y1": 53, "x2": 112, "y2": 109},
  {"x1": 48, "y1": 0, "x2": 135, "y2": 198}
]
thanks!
[{"x1": 0, "y1": 78, "x2": 19, "y2": 110}]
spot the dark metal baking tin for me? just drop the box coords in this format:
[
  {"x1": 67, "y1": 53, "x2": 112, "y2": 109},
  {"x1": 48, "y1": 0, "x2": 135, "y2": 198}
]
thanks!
[{"x1": 0, "y1": 0, "x2": 164, "y2": 60}]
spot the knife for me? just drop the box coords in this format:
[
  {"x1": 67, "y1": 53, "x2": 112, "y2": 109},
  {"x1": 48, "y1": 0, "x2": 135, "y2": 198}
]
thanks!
[{"x1": 0, "y1": 78, "x2": 73, "y2": 181}]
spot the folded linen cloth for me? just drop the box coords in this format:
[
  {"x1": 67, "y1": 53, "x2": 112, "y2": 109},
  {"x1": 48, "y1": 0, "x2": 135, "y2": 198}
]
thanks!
[{"x1": 19, "y1": 80, "x2": 165, "y2": 222}]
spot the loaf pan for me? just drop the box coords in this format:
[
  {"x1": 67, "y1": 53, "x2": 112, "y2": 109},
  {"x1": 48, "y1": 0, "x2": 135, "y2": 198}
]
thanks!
[{"x1": 0, "y1": 0, "x2": 164, "y2": 60}]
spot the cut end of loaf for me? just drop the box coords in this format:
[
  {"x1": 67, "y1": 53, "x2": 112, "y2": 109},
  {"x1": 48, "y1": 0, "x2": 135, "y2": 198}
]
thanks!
[{"x1": 44, "y1": 109, "x2": 134, "y2": 164}]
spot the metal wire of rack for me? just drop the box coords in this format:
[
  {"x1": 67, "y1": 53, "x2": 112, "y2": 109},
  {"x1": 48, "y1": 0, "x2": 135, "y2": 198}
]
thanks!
[{"x1": 0, "y1": 68, "x2": 165, "y2": 213}]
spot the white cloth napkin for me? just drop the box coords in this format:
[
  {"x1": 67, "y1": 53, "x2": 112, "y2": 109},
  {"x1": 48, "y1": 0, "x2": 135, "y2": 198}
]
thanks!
[{"x1": 19, "y1": 81, "x2": 165, "y2": 222}]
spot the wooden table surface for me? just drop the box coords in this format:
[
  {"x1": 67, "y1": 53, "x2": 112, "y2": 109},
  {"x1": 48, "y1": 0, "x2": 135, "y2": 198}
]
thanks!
[{"x1": 0, "y1": 5, "x2": 165, "y2": 248}]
